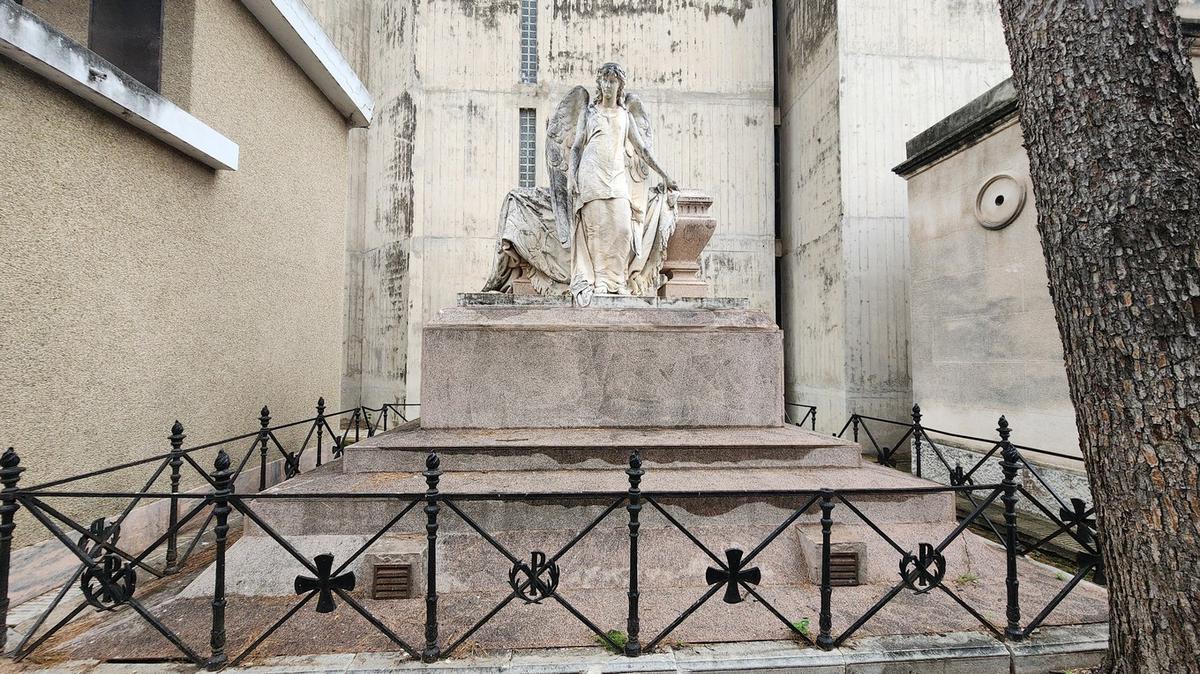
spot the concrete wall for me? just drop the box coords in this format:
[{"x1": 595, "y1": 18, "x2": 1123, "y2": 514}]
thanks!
[
  {"x1": 904, "y1": 118, "x2": 1079, "y2": 459},
  {"x1": 0, "y1": 0, "x2": 352, "y2": 544},
  {"x1": 312, "y1": 0, "x2": 777, "y2": 408},
  {"x1": 776, "y1": 0, "x2": 1012, "y2": 433}
]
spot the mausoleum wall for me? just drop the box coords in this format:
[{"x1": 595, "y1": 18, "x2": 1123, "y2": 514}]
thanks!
[{"x1": 1, "y1": 0, "x2": 356, "y2": 544}]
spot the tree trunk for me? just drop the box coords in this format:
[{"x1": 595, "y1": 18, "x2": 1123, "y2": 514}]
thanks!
[{"x1": 995, "y1": 1, "x2": 1200, "y2": 672}]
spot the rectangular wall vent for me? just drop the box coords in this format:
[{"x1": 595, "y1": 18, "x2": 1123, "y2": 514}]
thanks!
[
  {"x1": 372, "y1": 563, "x2": 413, "y2": 599},
  {"x1": 829, "y1": 550, "x2": 860, "y2": 586}
]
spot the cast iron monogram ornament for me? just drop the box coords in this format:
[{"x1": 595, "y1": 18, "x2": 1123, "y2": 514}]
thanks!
[
  {"x1": 78, "y1": 518, "x2": 137, "y2": 611},
  {"x1": 899, "y1": 543, "x2": 946, "y2": 594},
  {"x1": 705, "y1": 548, "x2": 761, "y2": 604},
  {"x1": 294, "y1": 553, "x2": 356, "y2": 613},
  {"x1": 508, "y1": 551, "x2": 560, "y2": 603}
]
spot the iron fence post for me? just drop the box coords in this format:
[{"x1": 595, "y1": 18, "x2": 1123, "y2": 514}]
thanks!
[
  {"x1": 817, "y1": 489, "x2": 834, "y2": 650},
  {"x1": 998, "y1": 416, "x2": 1023, "y2": 641},
  {"x1": 315, "y1": 397, "x2": 325, "y2": 468},
  {"x1": 164, "y1": 421, "x2": 185, "y2": 574},
  {"x1": 811, "y1": 407, "x2": 817, "y2": 431},
  {"x1": 423, "y1": 451, "x2": 441, "y2": 662},
  {"x1": 207, "y1": 449, "x2": 234, "y2": 670},
  {"x1": 257, "y1": 406, "x2": 271, "y2": 491},
  {"x1": 354, "y1": 409, "x2": 361, "y2": 443},
  {"x1": 851, "y1": 416, "x2": 860, "y2": 443},
  {"x1": 911, "y1": 404, "x2": 923, "y2": 477},
  {"x1": 0, "y1": 448, "x2": 24, "y2": 652},
  {"x1": 625, "y1": 450, "x2": 644, "y2": 657}
]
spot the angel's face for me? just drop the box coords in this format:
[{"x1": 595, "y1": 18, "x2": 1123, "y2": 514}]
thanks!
[{"x1": 598, "y1": 73, "x2": 620, "y2": 103}]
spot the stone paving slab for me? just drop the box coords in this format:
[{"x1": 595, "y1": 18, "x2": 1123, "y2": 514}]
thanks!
[{"x1": 6, "y1": 625, "x2": 1107, "y2": 672}]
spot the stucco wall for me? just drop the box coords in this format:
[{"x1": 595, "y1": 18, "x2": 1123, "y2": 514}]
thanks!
[
  {"x1": 776, "y1": 0, "x2": 1013, "y2": 434},
  {"x1": 310, "y1": 0, "x2": 776, "y2": 407},
  {"x1": 0, "y1": 0, "x2": 351, "y2": 544},
  {"x1": 905, "y1": 119, "x2": 1080, "y2": 460}
]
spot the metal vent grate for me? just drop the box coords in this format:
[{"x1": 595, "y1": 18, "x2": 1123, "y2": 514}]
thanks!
[
  {"x1": 372, "y1": 563, "x2": 413, "y2": 599},
  {"x1": 829, "y1": 550, "x2": 860, "y2": 587}
]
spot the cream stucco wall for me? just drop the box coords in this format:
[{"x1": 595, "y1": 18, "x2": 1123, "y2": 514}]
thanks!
[
  {"x1": 0, "y1": 0, "x2": 352, "y2": 544},
  {"x1": 905, "y1": 119, "x2": 1080, "y2": 460},
  {"x1": 311, "y1": 0, "x2": 776, "y2": 408}
]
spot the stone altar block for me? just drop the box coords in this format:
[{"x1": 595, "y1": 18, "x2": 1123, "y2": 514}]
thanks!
[{"x1": 419, "y1": 297, "x2": 783, "y2": 429}]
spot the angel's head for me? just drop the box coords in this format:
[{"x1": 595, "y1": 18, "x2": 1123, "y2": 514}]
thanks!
[{"x1": 595, "y1": 62, "x2": 627, "y2": 106}]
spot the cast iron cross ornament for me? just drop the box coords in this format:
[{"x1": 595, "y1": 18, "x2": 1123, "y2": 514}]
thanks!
[
  {"x1": 705, "y1": 548, "x2": 761, "y2": 604},
  {"x1": 294, "y1": 553, "x2": 356, "y2": 613}
]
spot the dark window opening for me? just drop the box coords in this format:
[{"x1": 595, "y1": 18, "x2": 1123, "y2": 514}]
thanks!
[
  {"x1": 519, "y1": 108, "x2": 537, "y2": 188},
  {"x1": 88, "y1": 0, "x2": 165, "y2": 92}
]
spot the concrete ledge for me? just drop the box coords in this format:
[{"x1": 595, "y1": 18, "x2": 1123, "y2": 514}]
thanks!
[
  {"x1": 21, "y1": 626, "x2": 1106, "y2": 672},
  {"x1": 893, "y1": 78, "x2": 1018, "y2": 178},
  {"x1": 0, "y1": 0, "x2": 240, "y2": 170},
  {"x1": 240, "y1": 0, "x2": 373, "y2": 127}
]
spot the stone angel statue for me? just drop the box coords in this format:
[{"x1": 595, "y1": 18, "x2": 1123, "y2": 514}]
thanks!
[{"x1": 482, "y1": 62, "x2": 679, "y2": 306}]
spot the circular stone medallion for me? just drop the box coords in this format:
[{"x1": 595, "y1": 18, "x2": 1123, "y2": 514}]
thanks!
[{"x1": 974, "y1": 174, "x2": 1026, "y2": 230}]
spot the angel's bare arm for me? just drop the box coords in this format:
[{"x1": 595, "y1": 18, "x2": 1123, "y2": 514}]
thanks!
[{"x1": 626, "y1": 116, "x2": 676, "y2": 188}]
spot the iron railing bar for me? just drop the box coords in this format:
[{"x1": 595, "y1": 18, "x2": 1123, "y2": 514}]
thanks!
[
  {"x1": 742, "y1": 493, "x2": 820, "y2": 566},
  {"x1": 231, "y1": 499, "x2": 321, "y2": 577},
  {"x1": 24, "y1": 496, "x2": 165, "y2": 579},
  {"x1": 832, "y1": 581, "x2": 907, "y2": 647},
  {"x1": 109, "y1": 457, "x2": 171, "y2": 526},
  {"x1": 918, "y1": 425, "x2": 1082, "y2": 463},
  {"x1": 1023, "y1": 560, "x2": 1096, "y2": 634},
  {"x1": 1017, "y1": 487, "x2": 1100, "y2": 556},
  {"x1": 178, "y1": 452, "x2": 219, "y2": 489},
  {"x1": 739, "y1": 581, "x2": 815, "y2": 646},
  {"x1": 441, "y1": 592, "x2": 519, "y2": 658},
  {"x1": 835, "y1": 416, "x2": 854, "y2": 438},
  {"x1": 178, "y1": 506, "x2": 216, "y2": 566},
  {"x1": 551, "y1": 592, "x2": 620, "y2": 650},
  {"x1": 441, "y1": 499, "x2": 522, "y2": 566},
  {"x1": 860, "y1": 421, "x2": 884, "y2": 457},
  {"x1": 230, "y1": 437, "x2": 265, "y2": 482},
  {"x1": 12, "y1": 600, "x2": 89, "y2": 661},
  {"x1": 934, "y1": 488, "x2": 1003, "y2": 556},
  {"x1": 229, "y1": 591, "x2": 317, "y2": 666},
  {"x1": 834, "y1": 494, "x2": 909, "y2": 557},
  {"x1": 128, "y1": 497, "x2": 211, "y2": 568},
  {"x1": 844, "y1": 414, "x2": 915, "y2": 427},
  {"x1": 917, "y1": 429, "x2": 957, "y2": 477},
  {"x1": 959, "y1": 443, "x2": 1002, "y2": 483},
  {"x1": 937, "y1": 583, "x2": 1004, "y2": 639},
  {"x1": 1016, "y1": 456, "x2": 1073, "y2": 513},
  {"x1": 960, "y1": 488, "x2": 1008, "y2": 549},
  {"x1": 544, "y1": 496, "x2": 626, "y2": 568},
  {"x1": 643, "y1": 583, "x2": 723, "y2": 652},
  {"x1": 332, "y1": 499, "x2": 421, "y2": 577},
  {"x1": 644, "y1": 497, "x2": 727, "y2": 569},
  {"x1": 331, "y1": 586, "x2": 419, "y2": 658}
]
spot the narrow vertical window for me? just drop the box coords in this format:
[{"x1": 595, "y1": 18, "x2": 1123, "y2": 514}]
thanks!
[
  {"x1": 519, "y1": 0, "x2": 537, "y2": 83},
  {"x1": 89, "y1": 0, "x2": 165, "y2": 92},
  {"x1": 519, "y1": 108, "x2": 536, "y2": 188}
]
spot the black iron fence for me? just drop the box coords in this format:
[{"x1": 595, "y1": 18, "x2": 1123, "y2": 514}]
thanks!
[{"x1": 0, "y1": 403, "x2": 1103, "y2": 670}]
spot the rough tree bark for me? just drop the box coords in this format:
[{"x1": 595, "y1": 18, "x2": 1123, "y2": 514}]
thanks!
[{"x1": 995, "y1": 1, "x2": 1200, "y2": 671}]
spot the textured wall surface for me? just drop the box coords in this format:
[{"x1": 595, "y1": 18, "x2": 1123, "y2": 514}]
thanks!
[
  {"x1": 0, "y1": 0, "x2": 352, "y2": 543},
  {"x1": 777, "y1": 0, "x2": 1012, "y2": 433},
  {"x1": 310, "y1": 0, "x2": 776, "y2": 408},
  {"x1": 906, "y1": 120, "x2": 1080, "y2": 458}
]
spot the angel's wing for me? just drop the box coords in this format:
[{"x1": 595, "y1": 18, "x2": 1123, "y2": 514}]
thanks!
[
  {"x1": 546, "y1": 86, "x2": 589, "y2": 247},
  {"x1": 624, "y1": 92, "x2": 653, "y2": 183}
]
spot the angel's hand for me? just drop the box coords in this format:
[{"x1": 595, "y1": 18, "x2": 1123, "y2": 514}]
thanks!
[{"x1": 664, "y1": 178, "x2": 679, "y2": 191}]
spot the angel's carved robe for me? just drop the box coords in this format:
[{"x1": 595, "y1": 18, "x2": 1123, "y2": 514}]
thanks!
[{"x1": 574, "y1": 105, "x2": 634, "y2": 294}]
